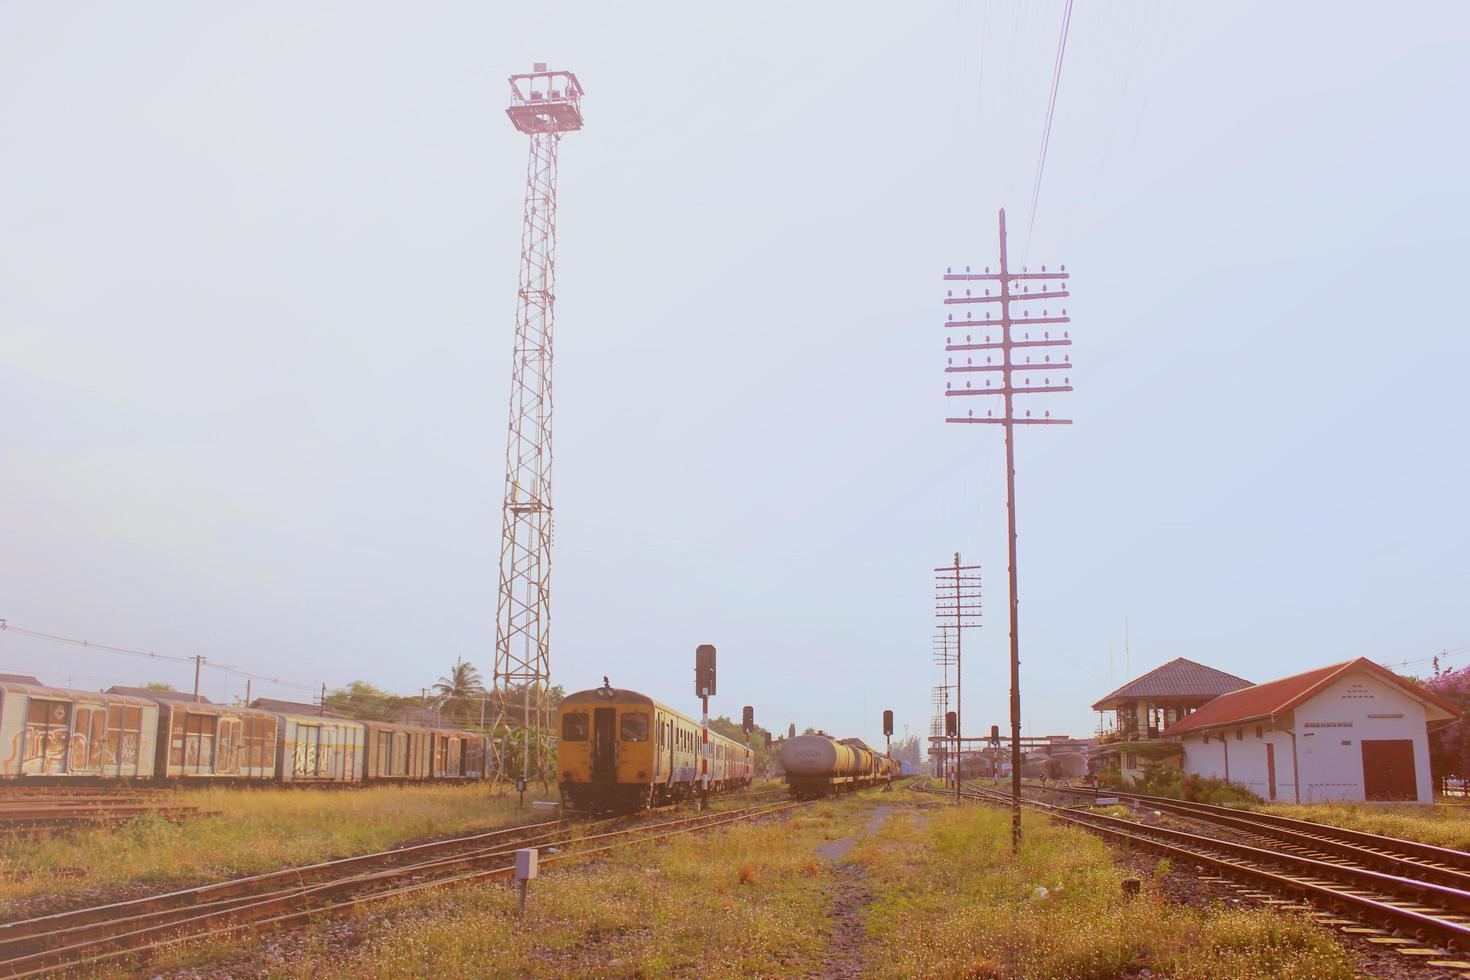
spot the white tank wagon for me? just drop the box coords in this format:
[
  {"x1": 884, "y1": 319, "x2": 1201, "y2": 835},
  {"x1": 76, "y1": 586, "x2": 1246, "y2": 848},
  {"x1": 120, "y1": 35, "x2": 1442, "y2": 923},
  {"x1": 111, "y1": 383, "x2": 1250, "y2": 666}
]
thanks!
[{"x1": 781, "y1": 733, "x2": 898, "y2": 798}]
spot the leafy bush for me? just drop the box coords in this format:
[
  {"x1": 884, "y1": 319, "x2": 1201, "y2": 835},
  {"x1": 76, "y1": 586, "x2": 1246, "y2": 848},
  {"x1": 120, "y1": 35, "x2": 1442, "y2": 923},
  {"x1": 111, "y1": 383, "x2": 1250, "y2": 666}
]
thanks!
[
  {"x1": 1127, "y1": 765, "x2": 1260, "y2": 806},
  {"x1": 1138, "y1": 763, "x2": 1184, "y2": 797},
  {"x1": 1096, "y1": 765, "x2": 1124, "y2": 789}
]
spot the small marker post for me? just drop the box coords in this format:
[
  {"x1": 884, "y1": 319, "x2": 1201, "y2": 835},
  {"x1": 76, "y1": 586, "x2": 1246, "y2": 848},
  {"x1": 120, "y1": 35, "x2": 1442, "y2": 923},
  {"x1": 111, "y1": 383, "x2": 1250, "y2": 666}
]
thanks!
[{"x1": 514, "y1": 847, "x2": 538, "y2": 917}]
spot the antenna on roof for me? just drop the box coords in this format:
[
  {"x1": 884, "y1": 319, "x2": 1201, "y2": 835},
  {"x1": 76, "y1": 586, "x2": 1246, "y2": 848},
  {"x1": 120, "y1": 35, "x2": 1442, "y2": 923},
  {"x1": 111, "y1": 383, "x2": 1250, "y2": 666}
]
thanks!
[{"x1": 1125, "y1": 616, "x2": 1131, "y2": 680}]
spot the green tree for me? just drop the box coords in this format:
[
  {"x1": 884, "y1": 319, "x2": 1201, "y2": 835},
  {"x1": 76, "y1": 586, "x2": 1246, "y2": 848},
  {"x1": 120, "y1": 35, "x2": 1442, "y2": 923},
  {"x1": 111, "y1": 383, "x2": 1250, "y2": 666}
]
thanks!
[
  {"x1": 1423, "y1": 666, "x2": 1470, "y2": 792},
  {"x1": 324, "y1": 681, "x2": 416, "y2": 722},
  {"x1": 709, "y1": 715, "x2": 778, "y2": 778},
  {"x1": 433, "y1": 659, "x2": 486, "y2": 723},
  {"x1": 143, "y1": 682, "x2": 175, "y2": 692}
]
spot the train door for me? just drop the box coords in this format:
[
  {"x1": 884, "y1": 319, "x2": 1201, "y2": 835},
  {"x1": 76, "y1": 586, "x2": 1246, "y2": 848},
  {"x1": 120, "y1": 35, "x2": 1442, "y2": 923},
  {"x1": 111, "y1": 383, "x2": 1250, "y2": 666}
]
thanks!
[
  {"x1": 667, "y1": 720, "x2": 675, "y2": 784},
  {"x1": 69, "y1": 704, "x2": 106, "y2": 774},
  {"x1": 182, "y1": 714, "x2": 218, "y2": 774},
  {"x1": 592, "y1": 707, "x2": 616, "y2": 783},
  {"x1": 24, "y1": 699, "x2": 72, "y2": 775}
]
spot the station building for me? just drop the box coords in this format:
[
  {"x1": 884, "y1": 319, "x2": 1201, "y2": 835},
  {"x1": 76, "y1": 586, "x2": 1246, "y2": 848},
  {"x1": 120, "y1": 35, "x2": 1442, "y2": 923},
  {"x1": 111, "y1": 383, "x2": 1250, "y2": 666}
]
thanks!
[
  {"x1": 1166, "y1": 657, "x2": 1459, "y2": 804},
  {"x1": 1090, "y1": 658, "x2": 1254, "y2": 785}
]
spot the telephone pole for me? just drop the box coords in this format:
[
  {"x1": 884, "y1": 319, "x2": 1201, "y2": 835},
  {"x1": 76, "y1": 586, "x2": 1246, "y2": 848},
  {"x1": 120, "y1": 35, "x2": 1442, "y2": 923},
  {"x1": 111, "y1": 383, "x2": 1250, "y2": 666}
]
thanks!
[
  {"x1": 490, "y1": 65, "x2": 584, "y2": 784},
  {"x1": 942, "y1": 207, "x2": 1073, "y2": 851},
  {"x1": 931, "y1": 632, "x2": 954, "y2": 785},
  {"x1": 935, "y1": 555, "x2": 980, "y2": 803}
]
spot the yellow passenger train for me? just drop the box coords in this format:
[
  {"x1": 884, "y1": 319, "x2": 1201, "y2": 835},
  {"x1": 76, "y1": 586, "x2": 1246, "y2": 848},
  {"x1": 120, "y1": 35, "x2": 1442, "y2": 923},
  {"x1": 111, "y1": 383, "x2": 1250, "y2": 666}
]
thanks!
[{"x1": 558, "y1": 681, "x2": 753, "y2": 812}]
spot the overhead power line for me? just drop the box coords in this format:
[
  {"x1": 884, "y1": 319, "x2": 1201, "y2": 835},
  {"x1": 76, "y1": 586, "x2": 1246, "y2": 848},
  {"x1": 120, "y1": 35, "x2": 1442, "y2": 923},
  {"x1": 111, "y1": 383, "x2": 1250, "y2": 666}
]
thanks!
[
  {"x1": 1024, "y1": 0, "x2": 1075, "y2": 260},
  {"x1": 0, "y1": 620, "x2": 317, "y2": 693}
]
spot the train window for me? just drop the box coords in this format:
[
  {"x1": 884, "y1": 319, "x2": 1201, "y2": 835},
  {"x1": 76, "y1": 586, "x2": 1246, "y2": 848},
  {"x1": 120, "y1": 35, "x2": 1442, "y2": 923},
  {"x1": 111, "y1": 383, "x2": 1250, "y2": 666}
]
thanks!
[
  {"x1": 620, "y1": 712, "x2": 649, "y2": 741},
  {"x1": 562, "y1": 713, "x2": 589, "y2": 741}
]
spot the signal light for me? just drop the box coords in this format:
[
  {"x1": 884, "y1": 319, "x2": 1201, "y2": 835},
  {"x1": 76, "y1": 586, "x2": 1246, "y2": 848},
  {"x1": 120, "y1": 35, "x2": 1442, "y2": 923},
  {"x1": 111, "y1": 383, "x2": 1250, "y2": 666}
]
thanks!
[
  {"x1": 883, "y1": 709, "x2": 894, "y2": 737},
  {"x1": 945, "y1": 711, "x2": 957, "y2": 737},
  {"x1": 694, "y1": 644, "x2": 717, "y2": 697},
  {"x1": 742, "y1": 705, "x2": 754, "y2": 734}
]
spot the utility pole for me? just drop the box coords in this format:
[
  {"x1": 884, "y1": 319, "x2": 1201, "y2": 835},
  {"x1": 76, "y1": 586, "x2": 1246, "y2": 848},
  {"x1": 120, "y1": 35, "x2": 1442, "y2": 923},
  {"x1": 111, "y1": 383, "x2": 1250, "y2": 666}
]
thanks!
[
  {"x1": 942, "y1": 207, "x2": 1073, "y2": 851},
  {"x1": 244, "y1": 678, "x2": 251, "y2": 707},
  {"x1": 935, "y1": 554, "x2": 980, "y2": 804},
  {"x1": 931, "y1": 631, "x2": 953, "y2": 785},
  {"x1": 193, "y1": 655, "x2": 203, "y2": 703},
  {"x1": 491, "y1": 65, "x2": 585, "y2": 786},
  {"x1": 319, "y1": 683, "x2": 327, "y2": 717}
]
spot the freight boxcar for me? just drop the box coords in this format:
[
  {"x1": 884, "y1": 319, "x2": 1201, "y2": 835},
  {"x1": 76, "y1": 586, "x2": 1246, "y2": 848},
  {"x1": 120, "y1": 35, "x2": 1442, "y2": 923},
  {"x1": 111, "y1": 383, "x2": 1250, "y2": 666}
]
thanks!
[
  {"x1": 0, "y1": 682, "x2": 158, "y2": 781},
  {"x1": 362, "y1": 721, "x2": 489, "y2": 782},
  {"x1": 108, "y1": 689, "x2": 279, "y2": 782},
  {"x1": 277, "y1": 712, "x2": 365, "y2": 784},
  {"x1": 558, "y1": 682, "x2": 753, "y2": 812}
]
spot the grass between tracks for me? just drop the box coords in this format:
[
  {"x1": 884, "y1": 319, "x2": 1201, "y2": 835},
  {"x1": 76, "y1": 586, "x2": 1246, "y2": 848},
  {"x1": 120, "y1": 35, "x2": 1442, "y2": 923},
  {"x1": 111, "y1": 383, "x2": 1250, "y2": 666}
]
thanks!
[
  {"x1": 139, "y1": 797, "x2": 859, "y2": 978},
  {"x1": 133, "y1": 787, "x2": 1361, "y2": 979},
  {"x1": 852, "y1": 797, "x2": 1355, "y2": 979},
  {"x1": 1255, "y1": 800, "x2": 1470, "y2": 852},
  {"x1": 0, "y1": 783, "x2": 529, "y2": 913}
]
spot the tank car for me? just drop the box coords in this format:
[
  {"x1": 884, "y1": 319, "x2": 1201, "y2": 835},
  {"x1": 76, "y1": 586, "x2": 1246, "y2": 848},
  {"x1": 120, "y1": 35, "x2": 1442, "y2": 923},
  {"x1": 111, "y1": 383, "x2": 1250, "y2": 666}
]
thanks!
[{"x1": 781, "y1": 733, "x2": 894, "y2": 798}]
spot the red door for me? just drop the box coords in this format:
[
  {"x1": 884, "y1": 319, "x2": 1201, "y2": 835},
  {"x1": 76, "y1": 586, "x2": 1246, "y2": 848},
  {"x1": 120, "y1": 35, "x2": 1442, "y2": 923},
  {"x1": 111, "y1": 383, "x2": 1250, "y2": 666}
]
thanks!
[
  {"x1": 1361, "y1": 739, "x2": 1417, "y2": 801},
  {"x1": 1265, "y1": 743, "x2": 1276, "y2": 801}
]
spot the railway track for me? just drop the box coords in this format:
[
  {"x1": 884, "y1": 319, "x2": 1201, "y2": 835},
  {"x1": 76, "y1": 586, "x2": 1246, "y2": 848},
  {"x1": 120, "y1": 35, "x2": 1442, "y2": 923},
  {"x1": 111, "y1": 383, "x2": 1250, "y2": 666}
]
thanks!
[
  {"x1": 0, "y1": 795, "x2": 207, "y2": 833},
  {"x1": 0, "y1": 795, "x2": 811, "y2": 977},
  {"x1": 920, "y1": 780, "x2": 1470, "y2": 963},
  {"x1": 1026, "y1": 781, "x2": 1470, "y2": 885}
]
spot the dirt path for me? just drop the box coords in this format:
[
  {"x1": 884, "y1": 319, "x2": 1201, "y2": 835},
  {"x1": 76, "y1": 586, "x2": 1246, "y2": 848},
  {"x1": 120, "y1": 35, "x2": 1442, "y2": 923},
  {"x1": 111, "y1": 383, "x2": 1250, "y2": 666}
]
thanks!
[{"x1": 814, "y1": 805, "x2": 895, "y2": 979}]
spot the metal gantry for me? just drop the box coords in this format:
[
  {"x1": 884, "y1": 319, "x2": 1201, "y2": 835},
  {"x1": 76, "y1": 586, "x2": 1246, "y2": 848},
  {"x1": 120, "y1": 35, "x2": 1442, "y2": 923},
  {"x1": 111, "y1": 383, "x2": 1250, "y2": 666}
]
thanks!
[
  {"x1": 942, "y1": 207, "x2": 1073, "y2": 849},
  {"x1": 491, "y1": 65, "x2": 584, "y2": 784}
]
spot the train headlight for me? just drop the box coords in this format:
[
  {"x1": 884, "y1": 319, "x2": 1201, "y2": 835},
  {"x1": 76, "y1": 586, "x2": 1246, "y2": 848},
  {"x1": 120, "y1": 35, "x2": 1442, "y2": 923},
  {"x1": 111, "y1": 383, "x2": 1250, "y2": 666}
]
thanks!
[
  {"x1": 637, "y1": 771, "x2": 646, "y2": 779},
  {"x1": 562, "y1": 771, "x2": 573, "y2": 782}
]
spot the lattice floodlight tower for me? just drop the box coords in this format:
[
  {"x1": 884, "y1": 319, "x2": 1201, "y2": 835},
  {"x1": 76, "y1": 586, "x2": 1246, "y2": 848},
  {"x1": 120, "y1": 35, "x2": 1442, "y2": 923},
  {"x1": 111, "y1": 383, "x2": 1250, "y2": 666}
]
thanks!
[{"x1": 492, "y1": 65, "x2": 584, "y2": 784}]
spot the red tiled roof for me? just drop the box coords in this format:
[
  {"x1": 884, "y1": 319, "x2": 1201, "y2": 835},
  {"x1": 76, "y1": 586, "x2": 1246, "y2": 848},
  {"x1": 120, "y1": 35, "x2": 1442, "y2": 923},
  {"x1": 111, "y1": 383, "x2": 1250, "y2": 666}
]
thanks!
[
  {"x1": 1166, "y1": 657, "x2": 1460, "y2": 735},
  {"x1": 1090, "y1": 658, "x2": 1254, "y2": 710}
]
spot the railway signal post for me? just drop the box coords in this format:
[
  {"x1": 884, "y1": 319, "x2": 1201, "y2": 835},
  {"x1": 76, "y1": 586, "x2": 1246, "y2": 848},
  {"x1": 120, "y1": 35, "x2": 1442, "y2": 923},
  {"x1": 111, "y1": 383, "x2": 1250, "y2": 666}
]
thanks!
[
  {"x1": 941, "y1": 207, "x2": 1074, "y2": 850},
  {"x1": 695, "y1": 644, "x2": 716, "y2": 807}
]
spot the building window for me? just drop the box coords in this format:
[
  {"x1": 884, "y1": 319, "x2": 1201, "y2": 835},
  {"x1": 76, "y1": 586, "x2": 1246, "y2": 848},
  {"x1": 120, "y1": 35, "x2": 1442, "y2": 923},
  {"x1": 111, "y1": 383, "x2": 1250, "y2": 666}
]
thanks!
[
  {"x1": 1236, "y1": 729, "x2": 1243, "y2": 741},
  {"x1": 1255, "y1": 726, "x2": 1263, "y2": 739}
]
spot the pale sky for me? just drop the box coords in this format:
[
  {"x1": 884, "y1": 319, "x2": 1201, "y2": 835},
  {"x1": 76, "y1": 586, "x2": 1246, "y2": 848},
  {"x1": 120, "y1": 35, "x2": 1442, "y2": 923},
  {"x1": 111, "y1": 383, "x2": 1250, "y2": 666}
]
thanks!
[{"x1": 2, "y1": 2, "x2": 1467, "y2": 750}]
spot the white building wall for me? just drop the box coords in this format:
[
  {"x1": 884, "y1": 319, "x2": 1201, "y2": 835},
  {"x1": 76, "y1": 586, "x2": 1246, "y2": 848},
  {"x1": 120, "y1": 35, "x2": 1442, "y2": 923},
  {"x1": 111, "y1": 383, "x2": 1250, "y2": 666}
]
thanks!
[
  {"x1": 1180, "y1": 725, "x2": 1298, "y2": 803},
  {"x1": 1294, "y1": 672, "x2": 1433, "y2": 804},
  {"x1": 1178, "y1": 669, "x2": 1436, "y2": 805}
]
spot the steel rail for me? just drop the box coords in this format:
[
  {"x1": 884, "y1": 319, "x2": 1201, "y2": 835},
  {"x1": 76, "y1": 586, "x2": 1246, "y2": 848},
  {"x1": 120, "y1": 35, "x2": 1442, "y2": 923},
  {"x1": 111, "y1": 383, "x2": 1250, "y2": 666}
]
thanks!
[
  {"x1": 934, "y1": 782, "x2": 1470, "y2": 950},
  {"x1": 1032, "y1": 785, "x2": 1470, "y2": 891},
  {"x1": 0, "y1": 798, "x2": 810, "y2": 977},
  {"x1": 1043, "y1": 783, "x2": 1470, "y2": 872}
]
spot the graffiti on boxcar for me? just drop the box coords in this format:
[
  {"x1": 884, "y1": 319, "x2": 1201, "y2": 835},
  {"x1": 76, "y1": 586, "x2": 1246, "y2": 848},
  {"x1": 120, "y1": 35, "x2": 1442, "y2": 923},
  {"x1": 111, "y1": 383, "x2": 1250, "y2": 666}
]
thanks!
[
  {"x1": 3, "y1": 728, "x2": 140, "y2": 775},
  {"x1": 5, "y1": 726, "x2": 70, "y2": 774}
]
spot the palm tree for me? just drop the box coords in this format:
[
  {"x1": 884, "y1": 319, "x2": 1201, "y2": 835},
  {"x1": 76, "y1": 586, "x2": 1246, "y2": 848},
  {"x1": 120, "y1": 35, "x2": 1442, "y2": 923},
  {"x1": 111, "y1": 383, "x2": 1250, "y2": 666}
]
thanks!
[{"x1": 432, "y1": 658, "x2": 486, "y2": 720}]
